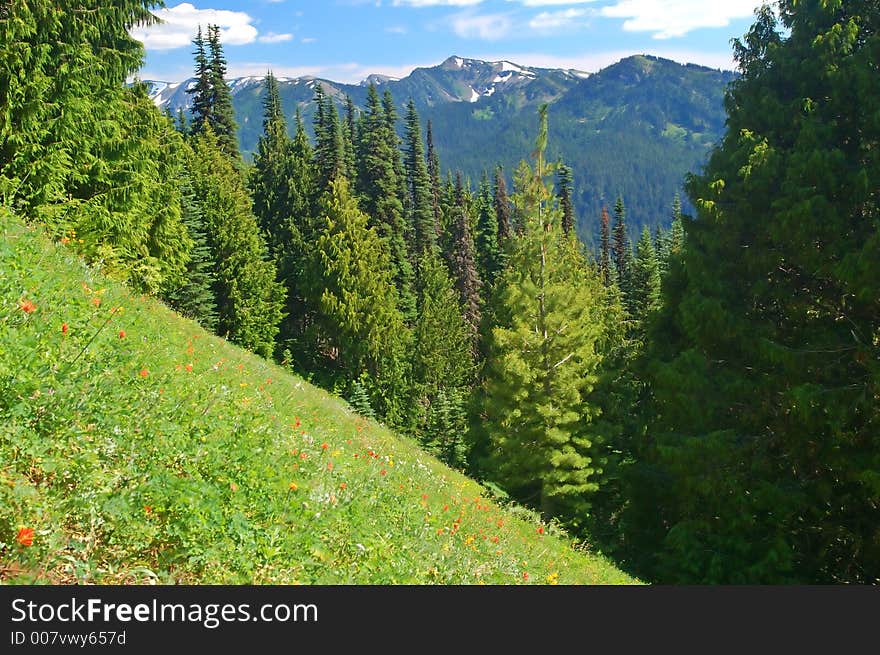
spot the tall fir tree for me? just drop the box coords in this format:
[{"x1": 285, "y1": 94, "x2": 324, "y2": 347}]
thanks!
[
  {"x1": 599, "y1": 205, "x2": 612, "y2": 284},
  {"x1": 313, "y1": 84, "x2": 346, "y2": 188},
  {"x1": 356, "y1": 84, "x2": 416, "y2": 321},
  {"x1": 475, "y1": 171, "x2": 501, "y2": 293},
  {"x1": 307, "y1": 178, "x2": 410, "y2": 424},
  {"x1": 403, "y1": 100, "x2": 437, "y2": 257},
  {"x1": 612, "y1": 196, "x2": 634, "y2": 307},
  {"x1": 187, "y1": 26, "x2": 212, "y2": 137},
  {"x1": 556, "y1": 164, "x2": 576, "y2": 236},
  {"x1": 448, "y1": 173, "x2": 482, "y2": 349},
  {"x1": 426, "y1": 120, "x2": 444, "y2": 242},
  {"x1": 188, "y1": 127, "x2": 284, "y2": 358},
  {"x1": 633, "y1": 226, "x2": 662, "y2": 323},
  {"x1": 476, "y1": 106, "x2": 607, "y2": 522},
  {"x1": 494, "y1": 166, "x2": 512, "y2": 245},
  {"x1": 205, "y1": 25, "x2": 238, "y2": 159}
]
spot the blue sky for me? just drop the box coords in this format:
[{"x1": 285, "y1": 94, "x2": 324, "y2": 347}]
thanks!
[{"x1": 133, "y1": 1, "x2": 761, "y2": 83}]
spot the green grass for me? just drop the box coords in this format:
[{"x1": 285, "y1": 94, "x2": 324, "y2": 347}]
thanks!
[{"x1": 0, "y1": 211, "x2": 637, "y2": 585}]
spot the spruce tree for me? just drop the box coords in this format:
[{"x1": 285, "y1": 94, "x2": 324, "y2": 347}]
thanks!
[
  {"x1": 633, "y1": 226, "x2": 662, "y2": 322},
  {"x1": 188, "y1": 127, "x2": 284, "y2": 358},
  {"x1": 449, "y1": 173, "x2": 482, "y2": 348},
  {"x1": 307, "y1": 178, "x2": 410, "y2": 423},
  {"x1": 612, "y1": 196, "x2": 634, "y2": 307},
  {"x1": 477, "y1": 106, "x2": 607, "y2": 522},
  {"x1": 187, "y1": 26, "x2": 212, "y2": 137},
  {"x1": 355, "y1": 84, "x2": 416, "y2": 321},
  {"x1": 494, "y1": 166, "x2": 512, "y2": 244},
  {"x1": 313, "y1": 84, "x2": 346, "y2": 188},
  {"x1": 556, "y1": 164, "x2": 576, "y2": 236},
  {"x1": 426, "y1": 120, "x2": 444, "y2": 241},
  {"x1": 599, "y1": 205, "x2": 612, "y2": 284},
  {"x1": 206, "y1": 24, "x2": 238, "y2": 159},
  {"x1": 403, "y1": 100, "x2": 437, "y2": 257},
  {"x1": 475, "y1": 172, "x2": 501, "y2": 292}
]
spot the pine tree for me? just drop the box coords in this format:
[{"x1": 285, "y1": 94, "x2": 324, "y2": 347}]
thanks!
[
  {"x1": 556, "y1": 164, "x2": 576, "y2": 236},
  {"x1": 633, "y1": 226, "x2": 662, "y2": 321},
  {"x1": 403, "y1": 100, "x2": 437, "y2": 257},
  {"x1": 426, "y1": 120, "x2": 444, "y2": 241},
  {"x1": 188, "y1": 127, "x2": 284, "y2": 358},
  {"x1": 612, "y1": 196, "x2": 634, "y2": 307},
  {"x1": 475, "y1": 172, "x2": 501, "y2": 292},
  {"x1": 449, "y1": 173, "x2": 482, "y2": 348},
  {"x1": 477, "y1": 106, "x2": 607, "y2": 522},
  {"x1": 313, "y1": 84, "x2": 346, "y2": 188},
  {"x1": 355, "y1": 84, "x2": 416, "y2": 321},
  {"x1": 206, "y1": 25, "x2": 238, "y2": 159},
  {"x1": 494, "y1": 166, "x2": 512, "y2": 244},
  {"x1": 187, "y1": 26, "x2": 212, "y2": 137},
  {"x1": 599, "y1": 205, "x2": 612, "y2": 284},
  {"x1": 163, "y1": 173, "x2": 219, "y2": 331},
  {"x1": 307, "y1": 178, "x2": 410, "y2": 423}
]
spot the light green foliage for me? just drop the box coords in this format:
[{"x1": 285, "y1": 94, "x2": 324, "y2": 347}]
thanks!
[{"x1": 477, "y1": 107, "x2": 608, "y2": 521}]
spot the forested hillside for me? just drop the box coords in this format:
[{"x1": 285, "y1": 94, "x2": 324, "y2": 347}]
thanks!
[{"x1": 148, "y1": 54, "x2": 735, "y2": 239}]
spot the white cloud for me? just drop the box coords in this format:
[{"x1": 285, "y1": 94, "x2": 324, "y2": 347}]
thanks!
[
  {"x1": 600, "y1": 0, "x2": 757, "y2": 39},
  {"x1": 451, "y1": 12, "x2": 514, "y2": 40},
  {"x1": 222, "y1": 60, "x2": 436, "y2": 84},
  {"x1": 130, "y1": 3, "x2": 259, "y2": 50},
  {"x1": 393, "y1": 0, "x2": 484, "y2": 6},
  {"x1": 529, "y1": 8, "x2": 589, "y2": 31},
  {"x1": 386, "y1": 25, "x2": 409, "y2": 34},
  {"x1": 515, "y1": 0, "x2": 597, "y2": 5},
  {"x1": 258, "y1": 32, "x2": 294, "y2": 44}
]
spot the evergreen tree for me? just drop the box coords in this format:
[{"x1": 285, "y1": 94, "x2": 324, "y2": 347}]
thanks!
[
  {"x1": 188, "y1": 127, "x2": 284, "y2": 358},
  {"x1": 599, "y1": 205, "x2": 612, "y2": 284},
  {"x1": 612, "y1": 196, "x2": 634, "y2": 307},
  {"x1": 307, "y1": 178, "x2": 410, "y2": 423},
  {"x1": 494, "y1": 166, "x2": 512, "y2": 244},
  {"x1": 206, "y1": 25, "x2": 238, "y2": 159},
  {"x1": 313, "y1": 84, "x2": 346, "y2": 188},
  {"x1": 475, "y1": 171, "x2": 501, "y2": 292},
  {"x1": 163, "y1": 173, "x2": 219, "y2": 331},
  {"x1": 343, "y1": 95, "x2": 358, "y2": 182},
  {"x1": 426, "y1": 120, "x2": 443, "y2": 241},
  {"x1": 356, "y1": 84, "x2": 416, "y2": 321},
  {"x1": 187, "y1": 26, "x2": 212, "y2": 137},
  {"x1": 476, "y1": 106, "x2": 607, "y2": 522},
  {"x1": 403, "y1": 100, "x2": 437, "y2": 257},
  {"x1": 630, "y1": 2, "x2": 880, "y2": 583},
  {"x1": 411, "y1": 253, "x2": 475, "y2": 466},
  {"x1": 449, "y1": 172, "x2": 482, "y2": 348},
  {"x1": 557, "y1": 164, "x2": 576, "y2": 236},
  {"x1": 633, "y1": 226, "x2": 662, "y2": 321}
]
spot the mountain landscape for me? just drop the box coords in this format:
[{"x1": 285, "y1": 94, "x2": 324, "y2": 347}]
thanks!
[{"x1": 144, "y1": 54, "x2": 737, "y2": 239}]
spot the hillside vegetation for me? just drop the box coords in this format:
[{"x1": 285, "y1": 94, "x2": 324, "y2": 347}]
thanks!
[{"x1": 0, "y1": 211, "x2": 636, "y2": 585}]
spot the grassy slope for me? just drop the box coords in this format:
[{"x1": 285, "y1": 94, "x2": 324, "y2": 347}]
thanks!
[{"x1": 0, "y1": 212, "x2": 636, "y2": 585}]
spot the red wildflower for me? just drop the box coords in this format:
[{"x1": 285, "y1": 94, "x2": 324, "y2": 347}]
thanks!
[
  {"x1": 19, "y1": 299, "x2": 37, "y2": 314},
  {"x1": 16, "y1": 527, "x2": 34, "y2": 547},
  {"x1": 339, "y1": 483, "x2": 347, "y2": 490},
  {"x1": 144, "y1": 506, "x2": 153, "y2": 515},
  {"x1": 300, "y1": 452, "x2": 308, "y2": 460},
  {"x1": 523, "y1": 572, "x2": 529, "y2": 581},
  {"x1": 185, "y1": 364, "x2": 193, "y2": 373},
  {"x1": 380, "y1": 469, "x2": 387, "y2": 476},
  {"x1": 327, "y1": 462, "x2": 333, "y2": 471},
  {"x1": 288, "y1": 482, "x2": 298, "y2": 491},
  {"x1": 537, "y1": 526, "x2": 545, "y2": 535},
  {"x1": 321, "y1": 443, "x2": 328, "y2": 450},
  {"x1": 230, "y1": 482, "x2": 238, "y2": 492},
  {"x1": 61, "y1": 322, "x2": 69, "y2": 335},
  {"x1": 118, "y1": 330, "x2": 126, "y2": 339},
  {"x1": 139, "y1": 368, "x2": 149, "y2": 378},
  {"x1": 422, "y1": 494, "x2": 428, "y2": 501},
  {"x1": 443, "y1": 505, "x2": 449, "y2": 512},
  {"x1": 92, "y1": 297, "x2": 101, "y2": 308}
]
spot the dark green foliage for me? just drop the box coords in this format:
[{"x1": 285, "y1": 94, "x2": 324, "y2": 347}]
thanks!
[
  {"x1": 599, "y1": 205, "x2": 612, "y2": 284},
  {"x1": 187, "y1": 26, "x2": 212, "y2": 137},
  {"x1": 206, "y1": 25, "x2": 238, "y2": 159},
  {"x1": 403, "y1": 100, "x2": 437, "y2": 257},
  {"x1": 188, "y1": 128, "x2": 284, "y2": 358},
  {"x1": 162, "y1": 174, "x2": 218, "y2": 331},
  {"x1": 347, "y1": 376, "x2": 377, "y2": 420},
  {"x1": 306, "y1": 178, "x2": 410, "y2": 424},
  {"x1": 629, "y1": 2, "x2": 880, "y2": 583},
  {"x1": 448, "y1": 173, "x2": 482, "y2": 348},
  {"x1": 426, "y1": 120, "x2": 443, "y2": 242},
  {"x1": 633, "y1": 227, "x2": 662, "y2": 322},
  {"x1": 612, "y1": 196, "x2": 634, "y2": 308},
  {"x1": 313, "y1": 84, "x2": 347, "y2": 187},
  {"x1": 494, "y1": 166, "x2": 512, "y2": 244},
  {"x1": 355, "y1": 85, "x2": 416, "y2": 321},
  {"x1": 557, "y1": 164, "x2": 575, "y2": 236},
  {"x1": 475, "y1": 172, "x2": 501, "y2": 294}
]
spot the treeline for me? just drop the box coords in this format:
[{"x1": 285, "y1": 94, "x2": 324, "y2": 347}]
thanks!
[{"x1": 2, "y1": 1, "x2": 876, "y2": 584}]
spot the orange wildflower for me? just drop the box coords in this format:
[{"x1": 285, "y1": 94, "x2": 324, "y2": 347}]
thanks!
[
  {"x1": 326, "y1": 462, "x2": 333, "y2": 471},
  {"x1": 230, "y1": 482, "x2": 238, "y2": 492},
  {"x1": 289, "y1": 482, "x2": 298, "y2": 491},
  {"x1": 61, "y1": 322, "x2": 69, "y2": 335},
  {"x1": 16, "y1": 527, "x2": 34, "y2": 547},
  {"x1": 19, "y1": 299, "x2": 37, "y2": 314},
  {"x1": 339, "y1": 483, "x2": 347, "y2": 490},
  {"x1": 92, "y1": 297, "x2": 101, "y2": 308},
  {"x1": 118, "y1": 330, "x2": 126, "y2": 339},
  {"x1": 139, "y1": 368, "x2": 149, "y2": 378},
  {"x1": 185, "y1": 364, "x2": 193, "y2": 373},
  {"x1": 144, "y1": 506, "x2": 153, "y2": 515}
]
